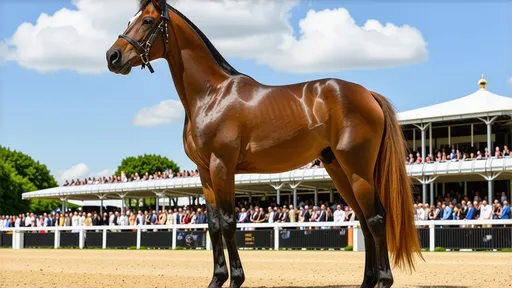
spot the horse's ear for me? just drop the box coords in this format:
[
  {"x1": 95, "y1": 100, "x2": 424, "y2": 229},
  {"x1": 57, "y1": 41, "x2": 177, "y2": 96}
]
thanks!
[
  {"x1": 151, "y1": 0, "x2": 165, "y2": 9},
  {"x1": 155, "y1": 0, "x2": 169, "y2": 19}
]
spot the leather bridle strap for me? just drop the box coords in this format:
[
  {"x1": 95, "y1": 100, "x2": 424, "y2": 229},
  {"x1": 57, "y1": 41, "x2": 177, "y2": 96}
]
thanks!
[{"x1": 118, "y1": 0, "x2": 169, "y2": 73}]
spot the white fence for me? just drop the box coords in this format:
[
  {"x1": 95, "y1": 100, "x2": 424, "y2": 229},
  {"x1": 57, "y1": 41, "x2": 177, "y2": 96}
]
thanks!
[{"x1": 1, "y1": 219, "x2": 511, "y2": 252}]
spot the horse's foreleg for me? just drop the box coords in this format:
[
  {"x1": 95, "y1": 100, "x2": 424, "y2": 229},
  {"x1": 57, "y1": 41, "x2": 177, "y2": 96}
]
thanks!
[
  {"x1": 199, "y1": 168, "x2": 229, "y2": 288},
  {"x1": 209, "y1": 155, "x2": 245, "y2": 288}
]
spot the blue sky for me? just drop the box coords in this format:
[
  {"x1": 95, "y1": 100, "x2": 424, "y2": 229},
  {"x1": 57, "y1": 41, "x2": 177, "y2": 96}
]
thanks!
[{"x1": 0, "y1": 0, "x2": 511, "y2": 183}]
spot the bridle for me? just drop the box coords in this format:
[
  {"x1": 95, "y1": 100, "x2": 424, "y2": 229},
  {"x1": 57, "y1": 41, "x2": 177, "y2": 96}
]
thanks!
[{"x1": 118, "y1": 0, "x2": 169, "y2": 73}]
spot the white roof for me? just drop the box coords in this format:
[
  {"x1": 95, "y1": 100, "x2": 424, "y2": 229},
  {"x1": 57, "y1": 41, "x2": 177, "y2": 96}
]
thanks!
[
  {"x1": 21, "y1": 157, "x2": 512, "y2": 200},
  {"x1": 397, "y1": 77, "x2": 512, "y2": 124}
]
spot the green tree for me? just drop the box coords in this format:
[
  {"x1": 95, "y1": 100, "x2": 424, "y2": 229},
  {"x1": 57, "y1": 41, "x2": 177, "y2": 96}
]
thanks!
[
  {"x1": 0, "y1": 146, "x2": 58, "y2": 189},
  {"x1": 0, "y1": 161, "x2": 34, "y2": 215},
  {"x1": 116, "y1": 154, "x2": 180, "y2": 177},
  {"x1": 0, "y1": 146, "x2": 60, "y2": 214}
]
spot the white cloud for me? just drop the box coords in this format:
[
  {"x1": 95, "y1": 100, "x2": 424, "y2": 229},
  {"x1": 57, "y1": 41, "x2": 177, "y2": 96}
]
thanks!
[
  {"x1": 132, "y1": 99, "x2": 184, "y2": 126},
  {"x1": 1, "y1": 0, "x2": 427, "y2": 74},
  {"x1": 54, "y1": 163, "x2": 115, "y2": 185},
  {"x1": 1, "y1": 0, "x2": 137, "y2": 73},
  {"x1": 508, "y1": 77, "x2": 512, "y2": 90}
]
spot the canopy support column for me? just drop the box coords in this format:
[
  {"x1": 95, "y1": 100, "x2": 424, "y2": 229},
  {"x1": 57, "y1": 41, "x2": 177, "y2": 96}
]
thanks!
[
  {"x1": 478, "y1": 116, "x2": 497, "y2": 157},
  {"x1": 413, "y1": 123, "x2": 431, "y2": 203},
  {"x1": 413, "y1": 129, "x2": 416, "y2": 151},
  {"x1": 153, "y1": 191, "x2": 166, "y2": 214},
  {"x1": 478, "y1": 172, "x2": 502, "y2": 203},
  {"x1": 96, "y1": 194, "x2": 107, "y2": 216},
  {"x1": 60, "y1": 197, "x2": 67, "y2": 214},
  {"x1": 415, "y1": 176, "x2": 438, "y2": 205},
  {"x1": 289, "y1": 182, "x2": 302, "y2": 208},
  {"x1": 448, "y1": 126, "x2": 451, "y2": 147},
  {"x1": 117, "y1": 193, "x2": 128, "y2": 214},
  {"x1": 270, "y1": 183, "x2": 284, "y2": 206}
]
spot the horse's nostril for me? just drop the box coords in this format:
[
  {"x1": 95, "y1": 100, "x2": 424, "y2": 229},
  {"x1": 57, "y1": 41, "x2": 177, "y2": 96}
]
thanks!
[{"x1": 110, "y1": 50, "x2": 120, "y2": 65}]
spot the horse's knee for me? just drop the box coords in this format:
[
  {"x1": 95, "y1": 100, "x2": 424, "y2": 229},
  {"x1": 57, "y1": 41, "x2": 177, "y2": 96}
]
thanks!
[{"x1": 219, "y1": 209, "x2": 236, "y2": 237}]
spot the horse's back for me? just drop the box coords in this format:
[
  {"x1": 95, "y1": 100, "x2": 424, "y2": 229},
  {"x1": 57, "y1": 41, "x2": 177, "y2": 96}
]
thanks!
[{"x1": 230, "y1": 76, "x2": 383, "y2": 173}]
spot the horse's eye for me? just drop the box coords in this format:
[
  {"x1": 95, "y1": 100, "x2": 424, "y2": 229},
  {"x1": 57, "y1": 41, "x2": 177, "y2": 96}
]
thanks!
[{"x1": 143, "y1": 18, "x2": 153, "y2": 25}]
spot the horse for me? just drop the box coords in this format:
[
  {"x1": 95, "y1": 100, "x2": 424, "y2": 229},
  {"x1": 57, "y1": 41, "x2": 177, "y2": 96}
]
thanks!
[{"x1": 106, "y1": 0, "x2": 423, "y2": 287}]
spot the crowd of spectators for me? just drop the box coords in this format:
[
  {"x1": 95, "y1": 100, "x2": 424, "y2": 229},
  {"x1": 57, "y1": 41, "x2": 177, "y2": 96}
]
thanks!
[
  {"x1": 2, "y1": 191, "x2": 510, "y2": 231},
  {"x1": 407, "y1": 144, "x2": 511, "y2": 164},
  {"x1": 62, "y1": 169, "x2": 200, "y2": 187},
  {"x1": 414, "y1": 191, "x2": 510, "y2": 221},
  {"x1": 59, "y1": 158, "x2": 328, "y2": 187},
  {"x1": 0, "y1": 199, "x2": 356, "y2": 230}
]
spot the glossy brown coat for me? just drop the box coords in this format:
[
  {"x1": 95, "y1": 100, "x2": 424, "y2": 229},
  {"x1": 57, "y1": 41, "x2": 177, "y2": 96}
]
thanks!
[{"x1": 106, "y1": 1, "x2": 423, "y2": 287}]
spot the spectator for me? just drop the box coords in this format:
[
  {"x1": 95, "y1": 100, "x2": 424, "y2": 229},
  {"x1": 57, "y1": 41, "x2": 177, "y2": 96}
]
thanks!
[
  {"x1": 501, "y1": 201, "x2": 510, "y2": 219},
  {"x1": 333, "y1": 205, "x2": 345, "y2": 223}
]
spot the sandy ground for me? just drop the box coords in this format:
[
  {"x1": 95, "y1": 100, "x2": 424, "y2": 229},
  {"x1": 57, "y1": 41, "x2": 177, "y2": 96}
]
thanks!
[{"x1": 0, "y1": 249, "x2": 510, "y2": 288}]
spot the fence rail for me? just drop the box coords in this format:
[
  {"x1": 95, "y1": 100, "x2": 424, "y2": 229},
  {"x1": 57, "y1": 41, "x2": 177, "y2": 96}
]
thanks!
[{"x1": 1, "y1": 220, "x2": 511, "y2": 251}]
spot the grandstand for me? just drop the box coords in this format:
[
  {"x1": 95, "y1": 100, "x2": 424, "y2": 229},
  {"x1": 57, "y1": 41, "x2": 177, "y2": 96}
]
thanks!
[{"x1": 20, "y1": 75, "x2": 512, "y2": 213}]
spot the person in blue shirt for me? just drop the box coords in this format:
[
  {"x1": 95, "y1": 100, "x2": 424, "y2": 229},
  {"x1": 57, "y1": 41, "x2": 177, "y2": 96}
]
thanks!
[
  {"x1": 442, "y1": 203, "x2": 453, "y2": 220},
  {"x1": 465, "y1": 202, "x2": 475, "y2": 219},
  {"x1": 501, "y1": 201, "x2": 510, "y2": 219}
]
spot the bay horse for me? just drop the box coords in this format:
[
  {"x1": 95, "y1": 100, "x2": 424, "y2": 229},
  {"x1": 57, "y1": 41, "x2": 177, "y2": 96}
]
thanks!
[{"x1": 106, "y1": 0, "x2": 423, "y2": 287}]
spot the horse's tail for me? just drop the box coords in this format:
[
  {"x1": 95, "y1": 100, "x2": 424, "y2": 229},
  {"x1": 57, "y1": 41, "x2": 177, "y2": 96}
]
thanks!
[{"x1": 370, "y1": 91, "x2": 424, "y2": 272}]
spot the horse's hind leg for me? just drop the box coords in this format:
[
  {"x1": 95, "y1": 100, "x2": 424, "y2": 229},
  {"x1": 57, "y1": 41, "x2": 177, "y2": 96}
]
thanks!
[
  {"x1": 321, "y1": 152, "x2": 378, "y2": 288},
  {"x1": 334, "y1": 141, "x2": 394, "y2": 288}
]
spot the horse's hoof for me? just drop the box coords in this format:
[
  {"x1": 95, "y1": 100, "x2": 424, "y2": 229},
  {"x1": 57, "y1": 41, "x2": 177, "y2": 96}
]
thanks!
[
  {"x1": 208, "y1": 274, "x2": 229, "y2": 288},
  {"x1": 229, "y1": 275, "x2": 245, "y2": 288},
  {"x1": 377, "y1": 278, "x2": 393, "y2": 288},
  {"x1": 360, "y1": 278, "x2": 378, "y2": 288}
]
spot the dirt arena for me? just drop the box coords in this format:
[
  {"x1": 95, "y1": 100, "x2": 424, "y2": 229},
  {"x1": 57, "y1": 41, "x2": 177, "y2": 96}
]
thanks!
[{"x1": 0, "y1": 249, "x2": 509, "y2": 288}]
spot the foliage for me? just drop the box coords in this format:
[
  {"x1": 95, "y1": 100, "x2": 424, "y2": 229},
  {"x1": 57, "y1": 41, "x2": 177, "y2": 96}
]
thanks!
[
  {"x1": 115, "y1": 154, "x2": 180, "y2": 177},
  {"x1": 0, "y1": 146, "x2": 60, "y2": 214},
  {"x1": 344, "y1": 245, "x2": 353, "y2": 251},
  {"x1": 0, "y1": 162, "x2": 34, "y2": 214},
  {"x1": 434, "y1": 246, "x2": 446, "y2": 252},
  {"x1": 0, "y1": 146, "x2": 57, "y2": 190}
]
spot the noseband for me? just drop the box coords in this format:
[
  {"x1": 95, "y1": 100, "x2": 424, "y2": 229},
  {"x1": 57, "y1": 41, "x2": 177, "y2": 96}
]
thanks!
[{"x1": 118, "y1": 0, "x2": 169, "y2": 73}]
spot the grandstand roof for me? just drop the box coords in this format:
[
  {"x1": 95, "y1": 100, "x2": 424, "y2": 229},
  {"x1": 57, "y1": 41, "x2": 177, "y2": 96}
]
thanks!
[
  {"x1": 397, "y1": 75, "x2": 512, "y2": 125},
  {"x1": 21, "y1": 157, "x2": 512, "y2": 201},
  {"x1": 21, "y1": 168, "x2": 336, "y2": 201}
]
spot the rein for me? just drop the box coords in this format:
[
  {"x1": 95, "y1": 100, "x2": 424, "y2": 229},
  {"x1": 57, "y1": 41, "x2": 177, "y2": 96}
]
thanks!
[{"x1": 118, "y1": 0, "x2": 169, "y2": 73}]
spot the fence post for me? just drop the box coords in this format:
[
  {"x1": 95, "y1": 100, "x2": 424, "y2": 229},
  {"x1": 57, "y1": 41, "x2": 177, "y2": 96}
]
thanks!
[
  {"x1": 206, "y1": 231, "x2": 211, "y2": 251},
  {"x1": 353, "y1": 223, "x2": 359, "y2": 252},
  {"x1": 136, "y1": 226, "x2": 141, "y2": 249},
  {"x1": 429, "y1": 222, "x2": 435, "y2": 252},
  {"x1": 12, "y1": 231, "x2": 19, "y2": 249},
  {"x1": 274, "y1": 224, "x2": 280, "y2": 251},
  {"x1": 102, "y1": 228, "x2": 107, "y2": 249},
  {"x1": 54, "y1": 229, "x2": 60, "y2": 249},
  {"x1": 79, "y1": 228, "x2": 85, "y2": 249},
  {"x1": 172, "y1": 225, "x2": 177, "y2": 249}
]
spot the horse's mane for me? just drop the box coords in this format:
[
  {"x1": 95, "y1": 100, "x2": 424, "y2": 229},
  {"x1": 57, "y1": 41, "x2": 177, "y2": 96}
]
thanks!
[{"x1": 137, "y1": 0, "x2": 242, "y2": 77}]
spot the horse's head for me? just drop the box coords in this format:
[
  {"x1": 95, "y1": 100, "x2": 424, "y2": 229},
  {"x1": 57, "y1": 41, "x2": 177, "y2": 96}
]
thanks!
[{"x1": 106, "y1": 0, "x2": 169, "y2": 75}]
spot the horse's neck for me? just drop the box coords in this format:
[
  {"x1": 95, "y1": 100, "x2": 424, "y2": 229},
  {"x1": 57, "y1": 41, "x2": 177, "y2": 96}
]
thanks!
[{"x1": 165, "y1": 13, "x2": 229, "y2": 120}]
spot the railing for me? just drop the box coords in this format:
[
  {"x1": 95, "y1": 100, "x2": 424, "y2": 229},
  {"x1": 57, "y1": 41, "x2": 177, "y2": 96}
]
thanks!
[{"x1": 0, "y1": 220, "x2": 511, "y2": 251}]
